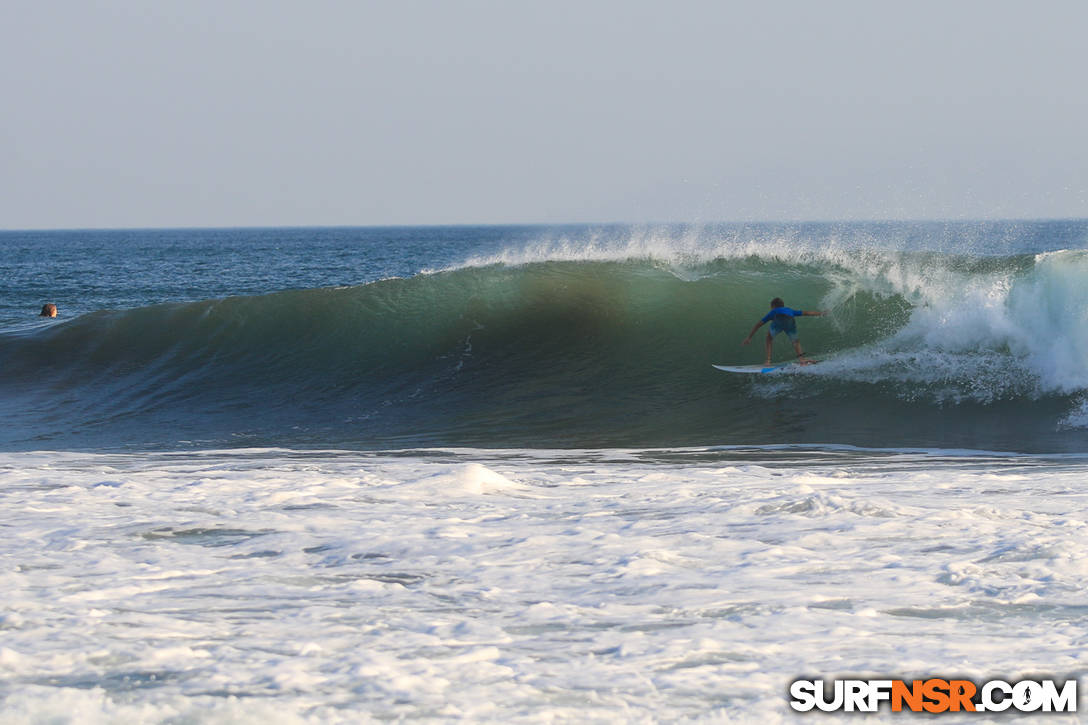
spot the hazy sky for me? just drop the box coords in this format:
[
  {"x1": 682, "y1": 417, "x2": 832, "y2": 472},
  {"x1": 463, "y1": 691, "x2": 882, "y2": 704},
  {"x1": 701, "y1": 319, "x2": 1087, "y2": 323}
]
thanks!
[{"x1": 2, "y1": 1, "x2": 1086, "y2": 228}]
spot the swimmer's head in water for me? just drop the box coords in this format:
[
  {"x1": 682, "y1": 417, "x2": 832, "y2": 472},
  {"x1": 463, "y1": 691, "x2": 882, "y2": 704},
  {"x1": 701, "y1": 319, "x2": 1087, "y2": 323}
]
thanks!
[{"x1": 40, "y1": 303, "x2": 57, "y2": 318}]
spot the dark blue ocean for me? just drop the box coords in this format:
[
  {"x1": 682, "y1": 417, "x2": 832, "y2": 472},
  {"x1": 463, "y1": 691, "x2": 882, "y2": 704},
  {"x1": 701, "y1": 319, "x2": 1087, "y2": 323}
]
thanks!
[{"x1": 2, "y1": 221, "x2": 1088, "y2": 452}]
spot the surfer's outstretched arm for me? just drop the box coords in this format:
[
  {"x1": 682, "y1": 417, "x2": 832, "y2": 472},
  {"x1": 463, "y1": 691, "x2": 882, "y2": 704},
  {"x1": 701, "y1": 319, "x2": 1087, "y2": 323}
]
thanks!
[
  {"x1": 802, "y1": 310, "x2": 827, "y2": 316},
  {"x1": 741, "y1": 320, "x2": 765, "y2": 345}
]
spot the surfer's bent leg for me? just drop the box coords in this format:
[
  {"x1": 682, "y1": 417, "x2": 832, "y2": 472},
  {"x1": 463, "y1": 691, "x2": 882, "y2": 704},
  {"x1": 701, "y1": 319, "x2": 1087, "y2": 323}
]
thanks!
[
  {"x1": 791, "y1": 336, "x2": 814, "y2": 364},
  {"x1": 764, "y1": 332, "x2": 773, "y2": 365},
  {"x1": 784, "y1": 328, "x2": 810, "y2": 363}
]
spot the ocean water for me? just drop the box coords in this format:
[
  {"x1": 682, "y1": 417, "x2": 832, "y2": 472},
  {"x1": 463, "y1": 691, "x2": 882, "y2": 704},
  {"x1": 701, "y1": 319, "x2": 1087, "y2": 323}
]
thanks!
[{"x1": 2, "y1": 222, "x2": 1088, "y2": 722}]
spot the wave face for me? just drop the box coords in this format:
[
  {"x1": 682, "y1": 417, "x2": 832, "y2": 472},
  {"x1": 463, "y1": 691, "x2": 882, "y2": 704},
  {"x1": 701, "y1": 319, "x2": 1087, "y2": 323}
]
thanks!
[{"x1": 3, "y1": 231, "x2": 1088, "y2": 452}]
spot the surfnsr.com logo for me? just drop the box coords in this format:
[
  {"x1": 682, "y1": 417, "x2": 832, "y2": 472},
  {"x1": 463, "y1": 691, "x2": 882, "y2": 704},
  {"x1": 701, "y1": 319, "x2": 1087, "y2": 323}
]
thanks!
[{"x1": 789, "y1": 678, "x2": 1077, "y2": 714}]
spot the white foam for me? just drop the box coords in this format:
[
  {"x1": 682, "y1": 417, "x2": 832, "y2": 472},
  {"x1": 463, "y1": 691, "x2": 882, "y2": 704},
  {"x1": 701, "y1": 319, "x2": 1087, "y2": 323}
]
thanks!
[
  {"x1": 409, "y1": 462, "x2": 532, "y2": 496},
  {"x1": 3, "y1": 447, "x2": 1087, "y2": 721},
  {"x1": 773, "y1": 248, "x2": 1088, "y2": 416}
]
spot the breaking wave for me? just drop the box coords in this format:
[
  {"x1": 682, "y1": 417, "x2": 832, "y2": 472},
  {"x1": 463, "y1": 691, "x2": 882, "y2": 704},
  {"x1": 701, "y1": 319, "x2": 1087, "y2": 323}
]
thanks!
[{"x1": 3, "y1": 242, "x2": 1087, "y2": 451}]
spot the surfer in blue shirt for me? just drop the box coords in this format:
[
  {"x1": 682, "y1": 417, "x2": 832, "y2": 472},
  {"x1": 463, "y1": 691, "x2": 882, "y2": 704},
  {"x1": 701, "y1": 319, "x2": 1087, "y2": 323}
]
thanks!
[{"x1": 742, "y1": 297, "x2": 825, "y2": 365}]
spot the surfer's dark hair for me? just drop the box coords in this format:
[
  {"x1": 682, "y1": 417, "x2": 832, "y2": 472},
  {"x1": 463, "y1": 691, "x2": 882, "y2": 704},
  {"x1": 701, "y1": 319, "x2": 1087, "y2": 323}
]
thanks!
[{"x1": 770, "y1": 297, "x2": 784, "y2": 308}]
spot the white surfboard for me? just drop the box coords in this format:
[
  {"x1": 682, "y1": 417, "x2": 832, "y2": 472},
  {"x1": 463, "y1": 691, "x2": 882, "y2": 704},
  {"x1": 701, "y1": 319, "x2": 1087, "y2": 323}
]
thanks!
[{"x1": 712, "y1": 363, "x2": 798, "y2": 374}]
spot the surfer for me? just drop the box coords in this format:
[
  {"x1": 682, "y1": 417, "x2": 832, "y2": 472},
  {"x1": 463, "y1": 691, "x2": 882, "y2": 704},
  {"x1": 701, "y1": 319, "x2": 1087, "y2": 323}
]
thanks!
[
  {"x1": 741, "y1": 298, "x2": 825, "y2": 365},
  {"x1": 40, "y1": 303, "x2": 57, "y2": 318}
]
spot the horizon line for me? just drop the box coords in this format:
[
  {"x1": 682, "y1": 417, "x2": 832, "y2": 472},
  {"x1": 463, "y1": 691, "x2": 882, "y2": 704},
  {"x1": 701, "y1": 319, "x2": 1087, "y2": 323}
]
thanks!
[{"x1": 3, "y1": 216, "x2": 1087, "y2": 234}]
